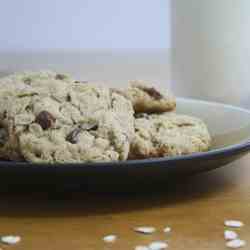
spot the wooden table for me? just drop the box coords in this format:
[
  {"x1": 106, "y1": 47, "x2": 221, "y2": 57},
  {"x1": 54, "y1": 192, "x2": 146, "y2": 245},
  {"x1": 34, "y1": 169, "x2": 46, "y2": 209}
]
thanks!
[{"x1": 0, "y1": 155, "x2": 249, "y2": 250}]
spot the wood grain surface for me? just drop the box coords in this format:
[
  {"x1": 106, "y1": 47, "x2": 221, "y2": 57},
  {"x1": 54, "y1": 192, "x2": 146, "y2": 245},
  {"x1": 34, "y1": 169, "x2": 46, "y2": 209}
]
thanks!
[{"x1": 0, "y1": 155, "x2": 249, "y2": 250}]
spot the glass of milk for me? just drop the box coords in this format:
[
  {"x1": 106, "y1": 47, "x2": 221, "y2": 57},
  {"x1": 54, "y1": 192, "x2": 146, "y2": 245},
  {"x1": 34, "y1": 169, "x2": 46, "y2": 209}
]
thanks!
[{"x1": 171, "y1": 0, "x2": 250, "y2": 108}]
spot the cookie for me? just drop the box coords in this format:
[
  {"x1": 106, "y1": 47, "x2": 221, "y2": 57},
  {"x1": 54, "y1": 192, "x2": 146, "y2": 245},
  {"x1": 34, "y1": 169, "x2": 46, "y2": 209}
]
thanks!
[
  {"x1": 122, "y1": 80, "x2": 176, "y2": 113},
  {"x1": 129, "y1": 113, "x2": 211, "y2": 159},
  {"x1": 0, "y1": 71, "x2": 134, "y2": 163}
]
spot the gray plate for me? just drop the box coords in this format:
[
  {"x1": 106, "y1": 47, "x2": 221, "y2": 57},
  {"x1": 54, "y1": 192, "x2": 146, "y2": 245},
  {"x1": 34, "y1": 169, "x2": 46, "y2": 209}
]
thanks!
[{"x1": 1, "y1": 98, "x2": 250, "y2": 192}]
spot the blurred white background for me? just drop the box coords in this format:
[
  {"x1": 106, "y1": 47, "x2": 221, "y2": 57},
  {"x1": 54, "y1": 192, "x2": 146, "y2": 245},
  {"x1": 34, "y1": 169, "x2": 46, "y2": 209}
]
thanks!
[
  {"x1": 0, "y1": 0, "x2": 170, "y2": 88},
  {"x1": 0, "y1": 0, "x2": 170, "y2": 51},
  {"x1": 172, "y1": 0, "x2": 250, "y2": 107},
  {"x1": 1, "y1": 1, "x2": 249, "y2": 106}
]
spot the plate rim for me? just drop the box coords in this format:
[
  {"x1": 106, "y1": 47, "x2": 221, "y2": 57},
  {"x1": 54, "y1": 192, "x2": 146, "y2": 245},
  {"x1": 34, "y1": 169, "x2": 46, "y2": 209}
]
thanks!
[
  {"x1": 1, "y1": 139, "x2": 249, "y2": 168},
  {"x1": 177, "y1": 97, "x2": 250, "y2": 114}
]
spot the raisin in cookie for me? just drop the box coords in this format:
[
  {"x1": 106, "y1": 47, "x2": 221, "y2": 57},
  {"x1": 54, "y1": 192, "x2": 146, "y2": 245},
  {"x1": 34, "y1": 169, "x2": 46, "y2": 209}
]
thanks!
[
  {"x1": 129, "y1": 113, "x2": 211, "y2": 159},
  {"x1": 0, "y1": 71, "x2": 134, "y2": 163},
  {"x1": 122, "y1": 80, "x2": 176, "y2": 113}
]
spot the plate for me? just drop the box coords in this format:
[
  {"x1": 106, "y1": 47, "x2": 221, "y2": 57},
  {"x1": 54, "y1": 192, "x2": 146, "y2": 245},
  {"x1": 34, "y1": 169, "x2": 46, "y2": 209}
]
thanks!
[{"x1": 1, "y1": 98, "x2": 250, "y2": 192}]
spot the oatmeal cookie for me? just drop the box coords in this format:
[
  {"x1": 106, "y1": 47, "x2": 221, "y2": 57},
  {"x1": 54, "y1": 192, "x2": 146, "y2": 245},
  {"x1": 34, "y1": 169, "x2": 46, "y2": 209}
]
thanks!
[
  {"x1": 129, "y1": 113, "x2": 211, "y2": 159},
  {"x1": 122, "y1": 80, "x2": 176, "y2": 113},
  {"x1": 0, "y1": 71, "x2": 134, "y2": 163}
]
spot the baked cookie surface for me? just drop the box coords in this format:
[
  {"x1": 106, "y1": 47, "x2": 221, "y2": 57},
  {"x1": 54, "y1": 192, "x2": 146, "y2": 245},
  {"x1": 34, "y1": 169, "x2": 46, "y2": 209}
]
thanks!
[
  {"x1": 0, "y1": 71, "x2": 134, "y2": 163},
  {"x1": 129, "y1": 113, "x2": 211, "y2": 159},
  {"x1": 123, "y1": 80, "x2": 176, "y2": 113}
]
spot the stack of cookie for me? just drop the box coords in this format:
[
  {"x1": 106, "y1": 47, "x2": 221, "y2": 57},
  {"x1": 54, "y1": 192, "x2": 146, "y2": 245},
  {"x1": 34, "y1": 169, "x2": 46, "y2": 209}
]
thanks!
[
  {"x1": 0, "y1": 71, "x2": 211, "y2": 163},
  {"x1": 120, "y1": 81, "x2": 211, "y2": 160}
]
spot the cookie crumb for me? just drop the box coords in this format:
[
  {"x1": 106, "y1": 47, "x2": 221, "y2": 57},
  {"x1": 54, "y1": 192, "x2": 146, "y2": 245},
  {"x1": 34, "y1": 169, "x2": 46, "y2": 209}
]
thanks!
[
  {"x1": 225, "y1": 220, "x2": 244, "y2": 228},
  {"x1": 1, "y1": 235, "x2": 21, "y2": 245},
  {"x1": 225, "y1": 230, "x2": 238, "y2": 241},
  {"x1": 226, "y1": 239, "x2": 246, "y2": 248},
  {"x1": 134, "y1": 227, "x2": 156, "y2": 234},
  {"x1": 103, "y1": 235, "x2": 117, "y2": 243}
]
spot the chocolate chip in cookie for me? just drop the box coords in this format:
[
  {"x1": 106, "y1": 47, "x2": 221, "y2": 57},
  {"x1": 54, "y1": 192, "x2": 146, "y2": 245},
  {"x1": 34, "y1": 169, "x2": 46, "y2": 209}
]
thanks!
[
  {"x1": 0, "y1": 127, "x2": 8, "y2": 146},
  {"x1": 66, "y1": 94, "x2": 71, "y2": 102},
  {"x1": 55, "y1": 74, "x2": 68, "y2": 80},
  {"x1": 135, "y1": 113, "x2": 149, "y2": 119},
  {"x1": 74, "y1": 80, "x2": 88, "y2": 84},
  {"x1": 66, "y1": 127, "x2": 81, "y2": 144},
  {"x1": 141, "y1": 87, "x2": 163, "y2": 100},
  {"x1": 23, "y1": 77, "x2": 32, "y2": 85},
  {"x1": 3, "y1": 110, "x2": 7, "y2": 119},
  {"x1": 177, "y1": 123, "x2": 194, "y2": 127},
  {"x1": 66, "y1": 123, "x2": 98, "y2": 144},
  {"x1": 35, "y1": 111, "x2": 56, "y2": 130}
]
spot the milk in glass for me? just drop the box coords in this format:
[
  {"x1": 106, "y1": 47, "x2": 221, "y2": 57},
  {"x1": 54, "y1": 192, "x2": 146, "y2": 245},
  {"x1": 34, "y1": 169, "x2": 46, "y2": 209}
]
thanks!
[{"x1": 171, "y1": 0, "x2": 250, "y2": 108}]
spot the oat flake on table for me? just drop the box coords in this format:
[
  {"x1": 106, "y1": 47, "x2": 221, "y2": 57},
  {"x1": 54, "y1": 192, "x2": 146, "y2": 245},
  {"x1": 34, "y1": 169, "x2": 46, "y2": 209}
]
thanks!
[
  {"x1": 148, "y1": 241, "x2": 168, "y2": 250},
  {"x1": 134, "y1": 227, "x2": 156, "y2": 234},
  {"x1": 163, "y1": 227, "x2": 171, "y2": 233},
  {"x1": 224, "y1": 220, "x2": 244, "y2": 228},
  {"x1": 226, "y1": 239, "x2": 246, "y2": 249},
  {"x1": 135, "y1": 246, "x2": 149, "y2": 250},
  {"x1": 1, "y1": 235, "x2": 21, "y2": 245},
  {"x1": 103, "y1": 235, "x2": 117, "y2": 243},
  {"x1": 224, "y1": 230, "x2": 238, "y2": 241}
]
